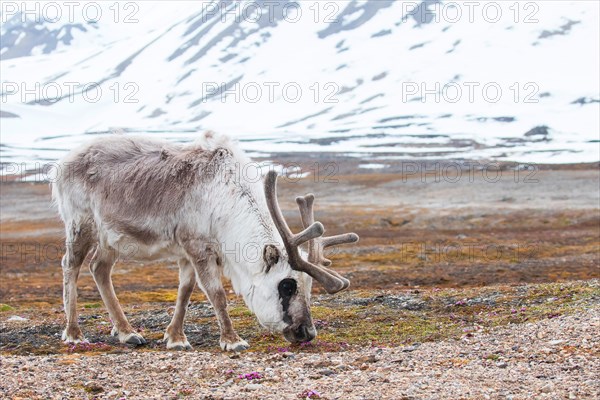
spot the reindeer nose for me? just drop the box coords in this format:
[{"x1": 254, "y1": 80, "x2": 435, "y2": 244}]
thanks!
[{"x1": 296, "y1": 324, "x2": 316, "y2": 342}]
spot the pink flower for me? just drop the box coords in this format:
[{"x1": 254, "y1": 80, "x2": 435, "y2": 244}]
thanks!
[
  {"x1": 299, "y1": 389, "x2": 321, "y2": 399},
  {"x1": 238, "y1": 372, "x2": 262, "y2": 380}
]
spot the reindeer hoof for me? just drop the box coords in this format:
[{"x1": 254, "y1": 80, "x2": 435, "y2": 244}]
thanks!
[
  {"x1": 126, "y1": 336, "x2": 146, "y2": 346},
  {"x1": 120, "y1": 332, "x2": 147, "y2": 346},
  {"x1": 62, "y1": 327, "x2": 86, "y2": 344},
  {"x1": 164, "y1": 330, "x2": 192, "y2": 350},
  {"x1": 169, "y1": 343, "x2": 193, "y2": 351},
  {"x1": 220, "y1": 338, "x2": 249, "y2": 352}
]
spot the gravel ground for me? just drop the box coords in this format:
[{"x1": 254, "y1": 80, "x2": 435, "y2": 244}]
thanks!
[{"x1": 1, "y1": 307, "x2": 598, "y2": 400}]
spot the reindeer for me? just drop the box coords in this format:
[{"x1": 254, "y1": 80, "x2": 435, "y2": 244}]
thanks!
[{"x1": 52, "y1": 132, "x2": 358, "y2": 351}]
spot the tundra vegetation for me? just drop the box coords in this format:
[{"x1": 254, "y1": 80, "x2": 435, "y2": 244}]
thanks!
[{"x1": 1, "y1": 155, "x2": 598, "y2": 399}]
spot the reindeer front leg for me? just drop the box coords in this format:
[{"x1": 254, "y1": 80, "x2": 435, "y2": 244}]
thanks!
[{"x1": 184, "y1": 245, "x2": 249, "y2": 352}]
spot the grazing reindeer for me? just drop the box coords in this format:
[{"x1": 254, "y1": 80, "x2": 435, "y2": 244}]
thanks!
[{"x1": 52, "y1": 132, "x2": 358, "y2": 350}]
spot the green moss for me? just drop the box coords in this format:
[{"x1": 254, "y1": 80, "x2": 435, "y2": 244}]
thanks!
[
  {"x1": 84, "y1": 384, "x2": 103, "y2": 394},
  {"x1": 83, "y1": 302, "x2": 102, "y2": 309},
  {"x1": 0, "y1": 303, "x2": 14, "y2": 312},
  {"x1": 229, "y1": 304, "x2": 253, "y2": 317},
  {"x1": 119, "y1": 290, "x2": 179, "y2": 303}
]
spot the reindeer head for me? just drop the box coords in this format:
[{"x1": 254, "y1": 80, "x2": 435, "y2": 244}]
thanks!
[{"x1": 253, "y1": 171, "x2": 358, "y2": 343}]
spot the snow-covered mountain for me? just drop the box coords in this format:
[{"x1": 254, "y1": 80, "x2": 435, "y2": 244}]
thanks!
[{"x1": 1, "y1": 0, "x2": 599, "y2": 168}]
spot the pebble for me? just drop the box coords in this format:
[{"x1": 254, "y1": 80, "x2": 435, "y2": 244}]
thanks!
[
  {"x1": 319, "y1": 369, "x2": 335, "y2": 376},
  {"x1": 540, "y1": 384, "x2": 554, "y2": 393},
  {"x1": 402, "y1": 345, "x2": 419, "y2": 352},
  {"x1": 7, "y1": 316, "x2": 27, "y2": 322},
  {"x1": 355, "y1": 355, "x2": 378, "y2": 364}
]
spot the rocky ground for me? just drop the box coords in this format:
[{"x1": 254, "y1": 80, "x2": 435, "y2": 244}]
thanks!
[
  {"x1": 1, "y1": 159, "x2": 599, "y2": 399},
  {"x1": 1, "y1": 307, "x2": 598, "y2": 399}
]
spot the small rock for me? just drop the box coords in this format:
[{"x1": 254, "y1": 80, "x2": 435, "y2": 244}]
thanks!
[
  {"x1": 319, "y1": 369, "x2": 335, "y2": 376},
  {"x1": 496, "y1": 361, "x2": 508, "y2": 368},
  {"x1": 7, "y1": 316, "x2": 27, "y2": 322},
  {"x1": 540, "y1": 383, "x2": 553, "y2": 393},
  {"x1": 313, "y1": 360, "x2": 334, "y2": 368},
  {"x1": 245, "y1": 383, "x2": 262, "y2": 390},
  {"x1": 355, "y1": 355, "x2": 378, "y2": 363},
  {"x1": 536, "y1": 331, "x2": 545, "y2": 339}
]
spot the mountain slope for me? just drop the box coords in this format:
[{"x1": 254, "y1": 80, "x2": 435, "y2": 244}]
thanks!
[{"x1": 1, "y1": 0, "x2": 599, "y2": 167}]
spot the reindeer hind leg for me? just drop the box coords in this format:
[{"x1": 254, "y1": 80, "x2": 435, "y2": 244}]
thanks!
[
  {"x1": 61, "y1": 219, "x2": 94, "y2": 343},
  {"x1": 89, "y1": 245, "x2": 146, "y2": 345}
]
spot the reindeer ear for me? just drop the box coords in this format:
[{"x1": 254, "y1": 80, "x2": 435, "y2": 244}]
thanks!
[{"x1": 263, "y1": 244, "x2": 280, "y2": 272}]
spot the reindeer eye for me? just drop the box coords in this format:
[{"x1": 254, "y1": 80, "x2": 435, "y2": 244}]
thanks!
[{"x1": 278, "y1": 279, "x2": 297, "y2": 298}]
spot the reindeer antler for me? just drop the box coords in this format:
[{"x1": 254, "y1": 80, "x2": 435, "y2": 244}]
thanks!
[
  {"x1": 264, "y1": 171, "x2": 354, "y2": 294},
  {"x1": 295, "y1": 193, "x2": 358, "y2": 289}
]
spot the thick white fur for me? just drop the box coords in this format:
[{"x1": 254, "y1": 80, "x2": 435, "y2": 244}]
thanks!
[
  {"x1": 195, "y1": 133, "x2": 312, "y2": 332},
  {"x1": 52, "y1": 131, "x2": 313, "y2": 344}
]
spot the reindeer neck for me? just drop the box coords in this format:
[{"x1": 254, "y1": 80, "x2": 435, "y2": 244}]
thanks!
[{"x1": 214, "y1": 178, "x2": 280, "y2": 296}]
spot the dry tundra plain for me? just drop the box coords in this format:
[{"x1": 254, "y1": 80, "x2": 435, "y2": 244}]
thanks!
[{"x1": 1, "y1": 158, "x2": 599, "y2": 399}]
